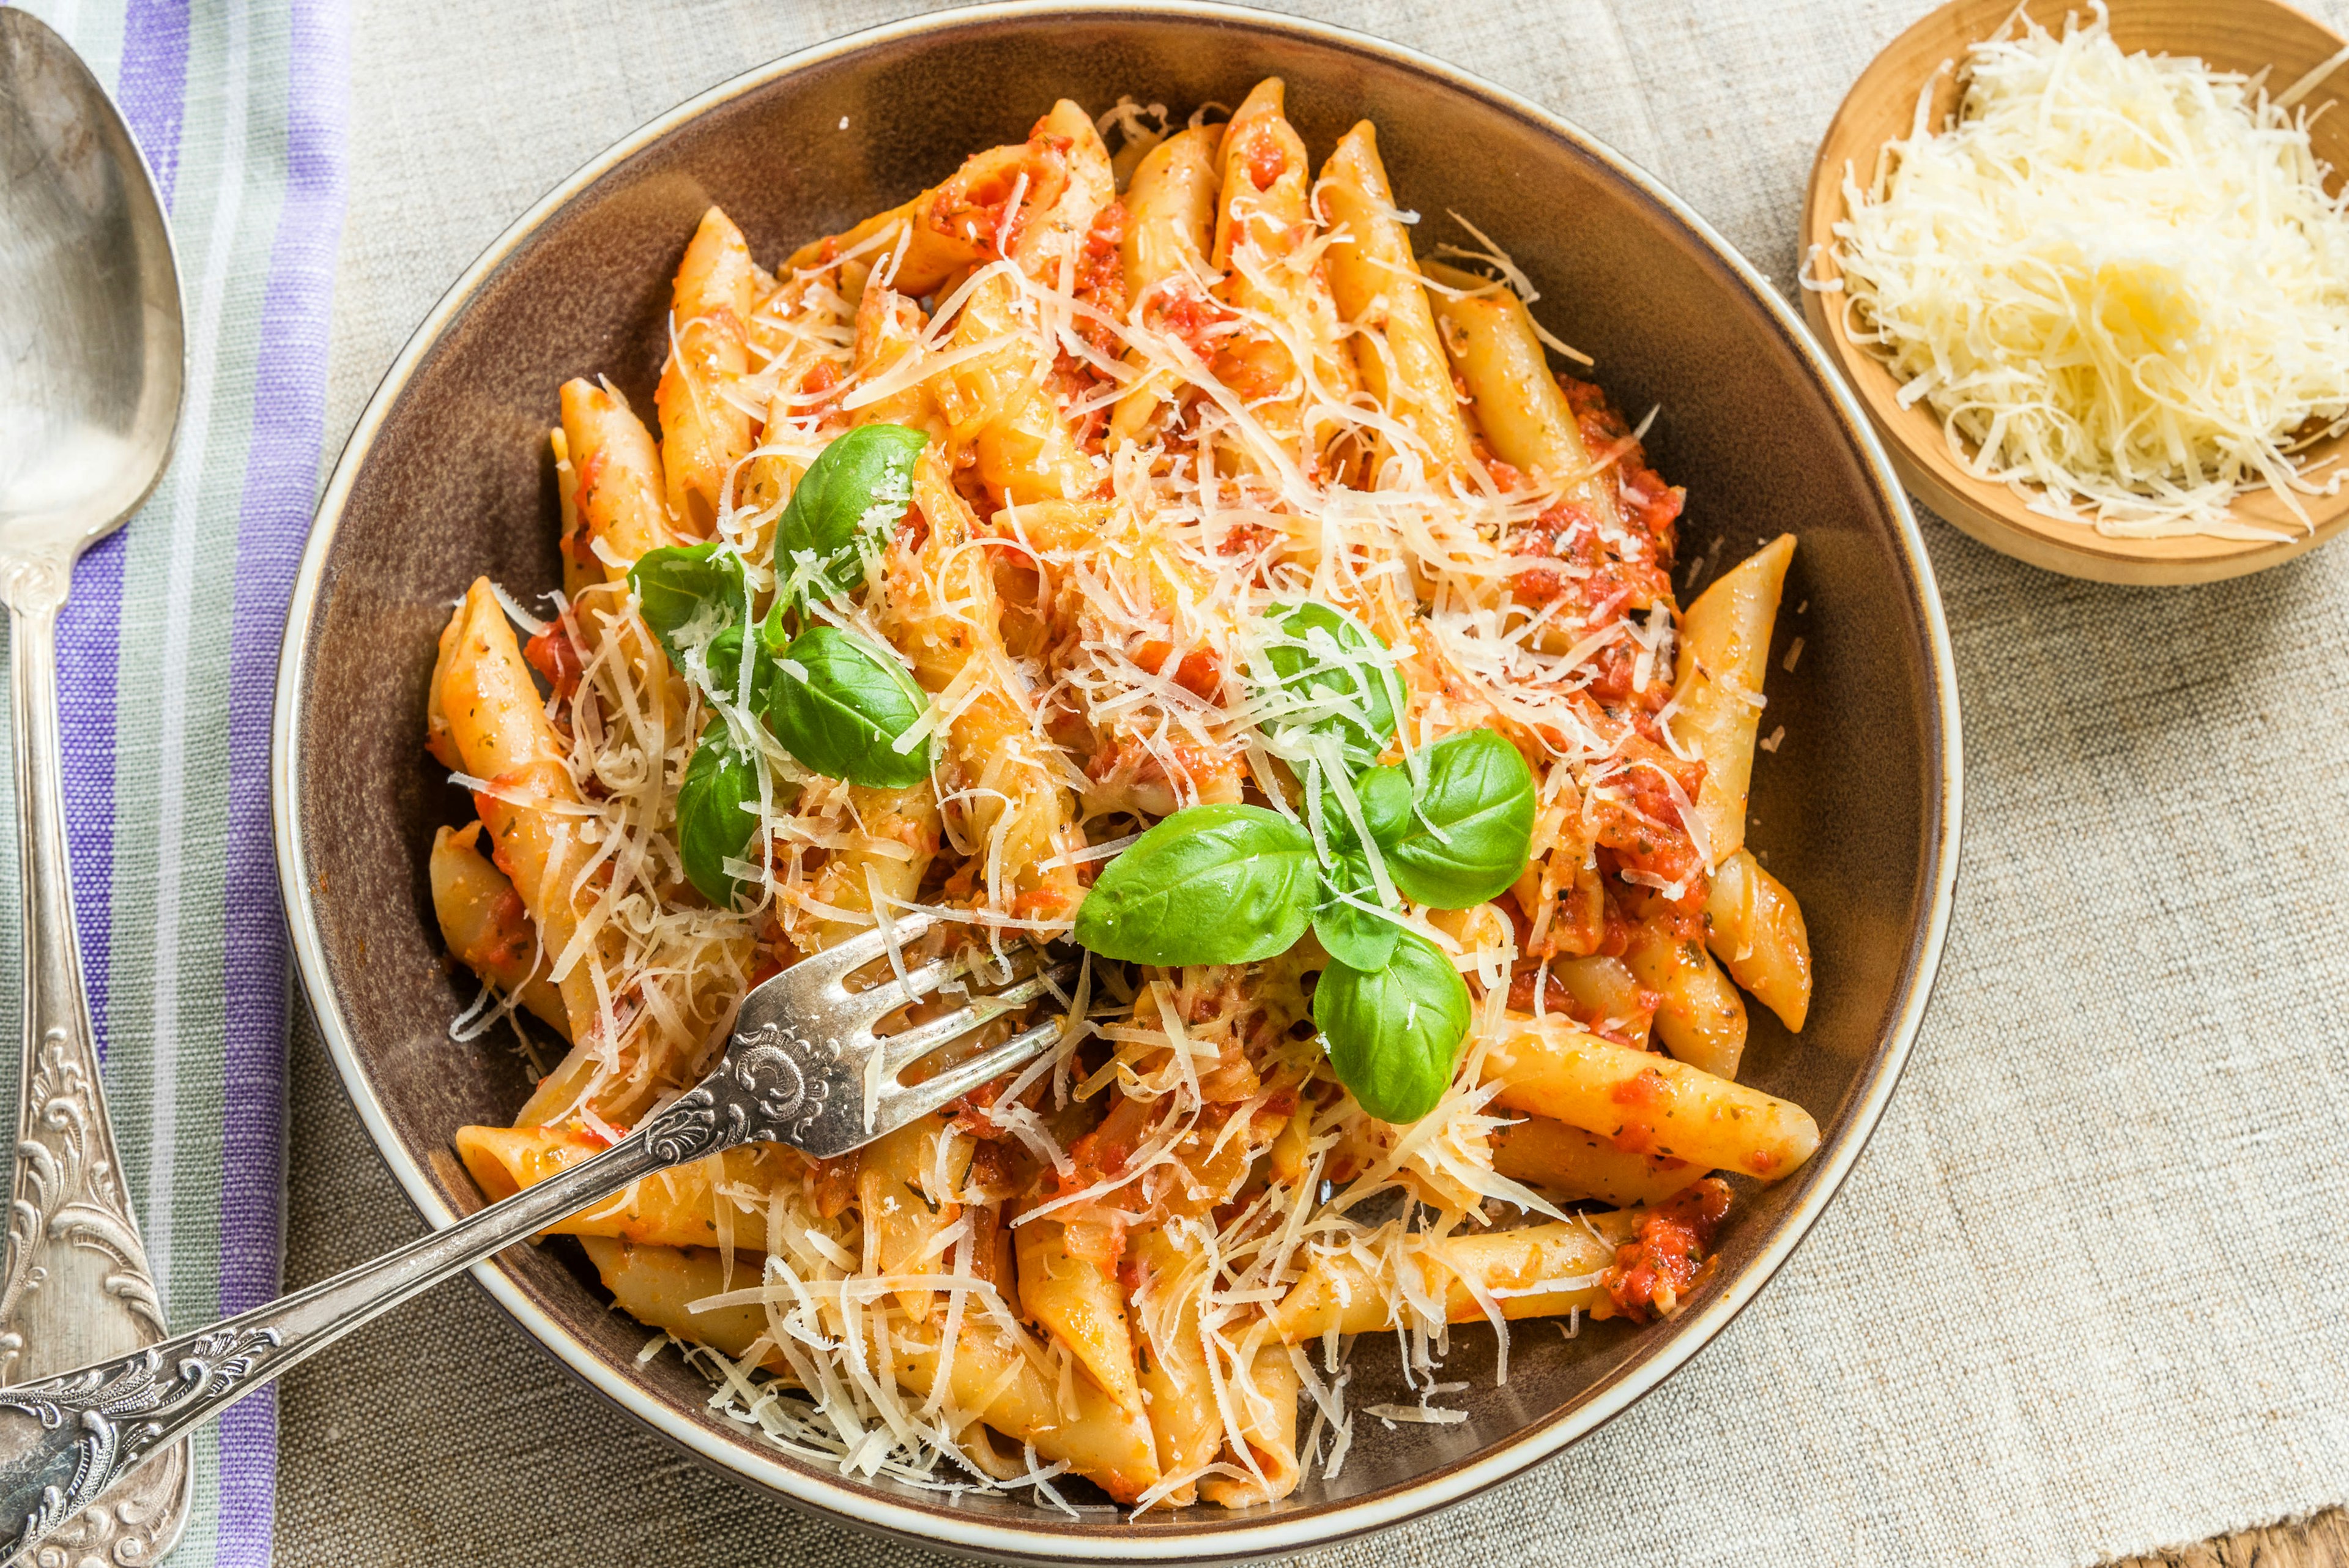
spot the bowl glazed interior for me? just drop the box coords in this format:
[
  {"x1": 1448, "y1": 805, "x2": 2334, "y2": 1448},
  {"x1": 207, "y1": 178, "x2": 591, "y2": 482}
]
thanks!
[{"x1": 276, "y1": 5, "x2": 1959, "y2": 1558}]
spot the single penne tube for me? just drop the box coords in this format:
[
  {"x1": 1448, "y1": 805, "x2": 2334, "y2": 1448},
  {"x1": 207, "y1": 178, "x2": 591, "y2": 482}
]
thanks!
[
  {"x1": 578, "y1": 1236, "x2": 782, "y2": 1372},
  {"x1": 1422, "y1": 259, "x2": 1618, "y2": 522},
  {"x1": 1479, "y1": 1012, "x2": 1818, "y2": 1180},
  {"x1": 1543, "y1": 953, "x2": 1657, "y2": 1050},
  {"x1": 1129, "y1": 1225, "x2": 1221, "y2": 1504},
  {"x1": 1109, "y1": 124, "x2": 1222, "y2": 450},
  {"x1": 781, "y1": 177, "x2": 992, "y2": 300},
  {"x1": 1210, "y1": 78, "x2": 1360, "y2": 477},
  {"x1": 858, "y1": 1110, "x2": 970, "y2": 1321},
  {"x1": 1672, "y1": 533, "x2": 1794, "y2": 860},
  {"x1": 1491, "y1": 1117, "x2": 1706, "y2": 1207},
  {"x1": 1197, "y1": 1340, "x2": 1301, "y2": 1509},
  {"x1": 942, "y1": 269, "x2": 1103, "y2": 505},
  {"x1": 804, "y1": 781, "x2": 942, "y2": 951},
  {"x1": 655, "y1": 205, "x2": 757, "y2": 537},
  {"x1": 558, "y1": 377, "x2": 676, "y2": 578},
  {"x1": 1008, "y1": 99, "x2": 1116, "y2": 273},
  {"x1": 1267, "y1": 1217, "x2": 1635, "y2": 1342},
  {"x1": 455, "y1": 1123, "x2": 801, "y2": 1249},
  {"x1": 1318, "y1": 121, "x2": 1472, "y2": 478},
  {"x1": 429, "y1": 822, "x2": 568, "y2": 1036},
  {"x1": 1705, "y1": 846, "x2": 1813, "y2": 1031},
  {"x1": 1122, "y1": 124, "x2": 1220, "y2": 304},
  {"x1": 1622, "y1": 918, "x2": 1749, "y2": 1080},
  {"x1": 1015, "y1": 1213, "x2": 1145, "y2": 1415},
  {"x1": 874, "y1": 1312, "x2": 1162, "y2": 1504},
  {"x1": 430, "y1": 579, "x2": 609, "y2": 1043},
  {"x1": 878, "y1": 451, "x2": 1083, "y2": 923},
  {"x1": 842, "y1": 283, "x2": 943, "y2": 438}
]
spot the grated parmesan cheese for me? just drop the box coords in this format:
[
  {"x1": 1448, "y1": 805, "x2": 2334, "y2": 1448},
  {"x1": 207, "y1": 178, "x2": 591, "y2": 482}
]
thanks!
[{"x1": 1820, "y1": 4, "x2": 2349, "y2": 537}]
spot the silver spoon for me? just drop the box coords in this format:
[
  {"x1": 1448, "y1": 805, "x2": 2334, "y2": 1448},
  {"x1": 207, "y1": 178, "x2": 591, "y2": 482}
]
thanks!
[{"x1": 0, "y1": 9, "x2": 191, "y2": 1561}]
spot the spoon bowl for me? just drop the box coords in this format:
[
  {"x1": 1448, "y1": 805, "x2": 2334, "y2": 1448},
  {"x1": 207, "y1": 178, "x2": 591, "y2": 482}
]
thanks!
[{"x1": 0, "y1": 6, "x2": 183, "y2": 554}]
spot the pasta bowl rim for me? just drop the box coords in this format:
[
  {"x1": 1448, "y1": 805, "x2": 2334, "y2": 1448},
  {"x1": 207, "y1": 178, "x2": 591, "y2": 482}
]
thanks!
[
  {"x1": 1799, "y1": 0, "x2": 2349, "y2": 586},
  {"x1": 273, "y1": 2, "x2": 1965, "y2": 1558}
]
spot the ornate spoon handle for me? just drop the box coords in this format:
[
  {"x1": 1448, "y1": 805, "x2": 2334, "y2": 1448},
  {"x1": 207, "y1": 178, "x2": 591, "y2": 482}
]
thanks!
[
  {"x1": 0, "y1": 560, "x2": 195, "y2": 1560},
  {"x1": 0, "y1": 1112, "x2": 683, "y2": 1565}
]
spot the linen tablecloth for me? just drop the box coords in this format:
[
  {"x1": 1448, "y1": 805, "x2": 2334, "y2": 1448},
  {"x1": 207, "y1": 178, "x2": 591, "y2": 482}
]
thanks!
[
  {"x1": 0, "y1": 0, "x2": 346, "y2": 1562},
  {"x1": 9, "y1": 0, "x2": 2348, "y2": 1563}
]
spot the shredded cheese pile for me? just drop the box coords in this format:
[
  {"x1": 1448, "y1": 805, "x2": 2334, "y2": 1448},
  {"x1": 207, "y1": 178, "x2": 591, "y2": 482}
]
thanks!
[{"x1": 1822, "y1": 6, "x2": 2349, "y2": 538}]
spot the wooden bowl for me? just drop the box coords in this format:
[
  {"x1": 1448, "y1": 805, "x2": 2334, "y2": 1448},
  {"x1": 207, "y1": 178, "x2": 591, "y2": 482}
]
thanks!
[
  {"x1": 276, "y1": 3, "x2": 1961, "y2": 1560},
  {"x1": 1802, "y1": 0, "x2": 2349, "y2": 584}
]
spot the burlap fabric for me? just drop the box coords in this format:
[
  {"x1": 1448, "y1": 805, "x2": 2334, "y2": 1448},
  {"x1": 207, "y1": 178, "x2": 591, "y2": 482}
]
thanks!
[{"x1": 280, "y1": 1, "x2": 2349, "y2": 1562}]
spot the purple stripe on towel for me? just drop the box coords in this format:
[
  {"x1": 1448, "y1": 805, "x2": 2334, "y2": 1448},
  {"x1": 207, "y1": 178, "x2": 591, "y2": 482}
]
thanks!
[
  {"x1": 53, "y1": 0, "x2": 194, "y2": 1066},
  {"x1": 115, "y1": 0, "x2": 190, "y2": 204},
  {"x1": 213, "y1": 0, "x2": 351, "y2": 1558}
]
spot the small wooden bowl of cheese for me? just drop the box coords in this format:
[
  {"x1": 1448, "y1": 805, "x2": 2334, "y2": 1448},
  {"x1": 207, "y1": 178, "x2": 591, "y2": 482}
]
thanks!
[{"x1": 1802, "y1": 0, "x2": 2349, "y2": 584}]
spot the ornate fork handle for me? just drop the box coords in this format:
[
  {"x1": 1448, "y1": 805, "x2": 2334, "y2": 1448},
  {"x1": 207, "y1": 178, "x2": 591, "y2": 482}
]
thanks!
[
  {"x1": 0, "y1": 916, "x2": 1061, "y2": 1562},
  {"x1": 0, "y1": 1047, "x2": 774, "y2": 1567}
]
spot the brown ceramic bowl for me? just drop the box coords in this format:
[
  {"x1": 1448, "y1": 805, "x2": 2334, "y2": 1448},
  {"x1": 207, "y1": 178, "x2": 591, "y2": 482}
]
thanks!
[
  {"x1": 273, "y1": 4, "x2": 1962, "y2": 1560},
  {"x1": 1802, "y1": 0, "x2": 2349, "y2": 585}
]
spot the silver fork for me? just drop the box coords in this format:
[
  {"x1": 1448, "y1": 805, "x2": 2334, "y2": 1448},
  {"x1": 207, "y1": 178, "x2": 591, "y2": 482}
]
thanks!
[{"x1": 0, "y1": 914, "x2": 1077, "y2": 1564}]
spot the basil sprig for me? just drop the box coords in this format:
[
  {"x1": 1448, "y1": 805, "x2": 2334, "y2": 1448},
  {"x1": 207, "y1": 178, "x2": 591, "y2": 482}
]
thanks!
[
  {"x1": 762, "y1": 623, "x2": 930, "y2": 789},
  {"x1": 1313, "y1": 928, "x2": 1472, "y2": 1124},
  {"x1": 676, "y1": 716, "x2": 763, "y2": 905},
  {"x1": 1074, "y1": 804, "x2": 1319, "y2": 965},
  {"x1": 1258, "y1": 600, "x2": 1402, "y2": 773},
  {"x1": 630, "y1": 428, "x2": 939, "y2": 908},
  {"x1": 1068, "y1": 600, "x2": 1540, "y2": 1125},
  {"x1": 773, "y1": 423, "x2": 927, "y2": 606}
]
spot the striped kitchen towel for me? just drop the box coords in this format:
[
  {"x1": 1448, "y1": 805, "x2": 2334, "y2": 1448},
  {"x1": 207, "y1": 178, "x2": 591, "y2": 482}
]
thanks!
[{"x1": 0, "y1": 0, "x2": 348, "y2": 1561}]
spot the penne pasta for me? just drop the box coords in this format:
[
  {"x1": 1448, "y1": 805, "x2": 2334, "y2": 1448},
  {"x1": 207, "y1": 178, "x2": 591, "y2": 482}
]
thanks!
[
  {"x1": 580, "y1": 1236, "x2": 783, "y2": 1371},
  {"x1": 430, "y1": 579, "x2": 611, "y2": 1046},
  {"x1": 1423, "y1": 259, "x2": 1620, "y2": 529},
  {"x1": 1479, "y1": 1013, "x2": 1819, "y2": 1180},
  {"x1": 1705, "y1": 846, "x2": 1813, "y2": 1033},
  {"x1": 559, "y1": 377, "x2": 675, "y2": 579},
  {"x1": 1015, "y1": 1213, "x2": 1144, "y2": 1414},
  {"x1": 1209, "y1": 78, "x2": 1361, "y2": 480},
  {"x1": 1491, "y1": 1117, "x2": 1706, "y2": 1207},
  {"x1": 1268, "y1": 1217, "x2": 1633, "y2": 1342},
  {"x1": 1197, "y1": 1339, "x2": 1301, "y2": 1508},
  {"x1": 1109, "y1": 124, "x2": 1223, "y2": 450},
  {"x1": 656, "y1": 205, "x2": 758, "y2": 537},
  {"x1": 1623, "y1": 918, "x2": 1750, "y2": 1080},
  {"x1": 1319, "y1": 122, "x2": 1473, "y2": 478},
  {"x1": 1672, "y1": 533, "x2": 1794, "y2": 861},
  {"x1": 455, "y1": 1123, "x2": 802, "y2": 1249},
  {"x1": 1129, "y1": 1225, "x2": 1222, "y2": 1505},
  {"x1": 429, "y1": 822, "x2": 568, "y2": 1036}
]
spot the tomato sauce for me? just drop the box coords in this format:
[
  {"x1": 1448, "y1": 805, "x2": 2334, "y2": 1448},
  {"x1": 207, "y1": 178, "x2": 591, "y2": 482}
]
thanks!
[
  {"x1": 1601, "y1": 1177, "x2": 1730, "y2": 1321},
  {"x1": 523, "y1": 623, "x2": 585, "y2": 702}
]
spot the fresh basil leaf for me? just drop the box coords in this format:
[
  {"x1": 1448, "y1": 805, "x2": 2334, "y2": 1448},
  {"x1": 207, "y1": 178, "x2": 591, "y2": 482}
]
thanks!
[
  {"x1": 629, "y1": 542, "x2": 747, "y2": 662},
  {"x1": 1314, "y1": 868, "x2": 1403, "y2": 971},
  {"x1": 1313, "y1": 927, "x2": 1471, "y2": 1124},
  {"x1": 1368, "y1": 730, "x2": 1536, "y2": 909},
  {"x1": 1074, "y1": 803, "x2": 1319, "y2": 967},
  {"x1": 773, "y1": 423, "x2": 927, "y2": 605},
  {"x1": 676, "y1": 717, "x2": 763, "y2": 906},
  {"x1": 763, "y1": 625, "x2": 930, "y2": 787},
  {"x1": 1257, "y1": 600, "x2": 1405, "y2": 773},
  {"x1": 702, "y1": 622, "x2": 768, "y2": 707}
]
